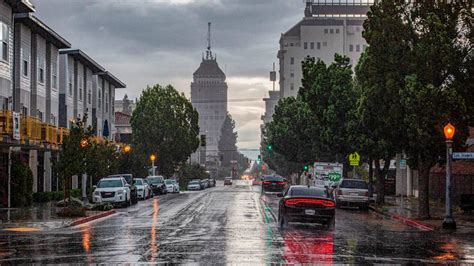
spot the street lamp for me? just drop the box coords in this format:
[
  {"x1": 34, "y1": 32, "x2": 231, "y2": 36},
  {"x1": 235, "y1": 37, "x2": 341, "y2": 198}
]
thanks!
[
  {"x1": 150, "y1": 154, "x2": 156, "y2": 176},
  {"x1": 442, "y1": 123, "x2": 456, "y2": 230},
  {"x1": 123, "y1": 144, "x2": 131, "y2": 154},
  {"x1": 80, "y1": 137, "x2": 89, "y2": 202}
]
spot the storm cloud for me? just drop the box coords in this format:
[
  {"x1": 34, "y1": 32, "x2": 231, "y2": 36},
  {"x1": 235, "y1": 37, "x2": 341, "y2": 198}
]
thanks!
[{"x1": 33, "y1": 0, "x2": 303, "y2": 149}]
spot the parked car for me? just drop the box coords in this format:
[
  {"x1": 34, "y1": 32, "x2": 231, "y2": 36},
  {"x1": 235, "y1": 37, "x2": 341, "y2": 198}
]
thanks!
[
  {"x1": 143, "y1": 179, "x2": 153, "y2": 198},
  {"x1": 187, "y1": 180, "x2": 202, "y2": 190},
  {"x1": 224, "y1": 177, "x2": 233, "y2": 186},
  {"x1": 92, "y1": 177, "x2": 131, "y2": 207},
  {"x1": 333, "y1": 179, "x2": 369, "y2": 210},
  {"x1": 200, "y1": 179, "x2": 208, "y2": 189},
  {"x1": 261, "y1": 175, "x2": 288, "y2": 193},
  {"x1": 146, "y1": 176, "x2": 167, "y2": 195},
  {"x1": 108, "y1": 174, "x2": 137, "y2": 204},
  {"x1": 134, "y1": 178, "x2": 150, "y2": 200},
  {"x1": 165, "y1": 179, "x2": 180, "y2": 193},
  {"x1": 208, "y1": 178, "x2": 216, "y2": 187},
  {"x1": 278, "y1": 185, "x2": 336, "y2": 230}
]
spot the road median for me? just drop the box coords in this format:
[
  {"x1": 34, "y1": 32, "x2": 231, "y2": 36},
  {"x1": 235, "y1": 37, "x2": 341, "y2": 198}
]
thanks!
[
  {"x1": 369, "y1": 205, "x2": 434, "y2": 231},
  {"x1": 69, "y1": 210, "x2": 116, "y2": 227}
]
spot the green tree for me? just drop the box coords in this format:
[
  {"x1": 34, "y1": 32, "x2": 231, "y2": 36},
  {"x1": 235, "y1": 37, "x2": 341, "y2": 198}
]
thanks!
[
  {"x1": 86, "y1": 141, "x2": 120, "y2": 186},
  {"x1": 131, "y1": 84, "x2": 200, "y2": 177},
  {"x1": 53, "y1": 115, "x2": 94, "y2": 199},
  {"x1": 400, "y1": 1, "x2": 473, "y2": 218},
  {"x1": 176, "y1": 163, "x2": 210, "y2": 190},
  {"x1": 218, "y1": 113, "x2": 238, "y2": 168},
  {"x1": 10, "y1": 156, "x2": 33, "y2": 207}
]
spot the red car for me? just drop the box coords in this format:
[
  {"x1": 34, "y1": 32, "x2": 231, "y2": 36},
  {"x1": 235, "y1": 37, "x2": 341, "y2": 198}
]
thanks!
[{"x1": 278, "y1": 185, "x2": 336, "y2": 230}]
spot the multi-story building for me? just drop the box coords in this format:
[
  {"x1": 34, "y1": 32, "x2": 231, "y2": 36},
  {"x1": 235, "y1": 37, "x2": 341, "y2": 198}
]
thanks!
[
  {"x1": 190, "y1": 31, "x2": 228, "y2": 167},
  {"x1": 278, "y1": 0, "x2": 371, "y2": 98},
  {"x1": 262, "y1": 90, "x2": 280, "y2": 125},
  {"x1": 0, "y1": 1, "x2": 126, "y2": 206}
]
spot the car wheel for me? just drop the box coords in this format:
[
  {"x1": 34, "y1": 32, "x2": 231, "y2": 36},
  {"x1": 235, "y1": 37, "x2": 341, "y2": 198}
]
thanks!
[
  {"x1": 327, "y1": 218, "x2": 335, "y2": 231},
  {"x1": 125, "y1": 194, "x2": 131, "y2": 207}
]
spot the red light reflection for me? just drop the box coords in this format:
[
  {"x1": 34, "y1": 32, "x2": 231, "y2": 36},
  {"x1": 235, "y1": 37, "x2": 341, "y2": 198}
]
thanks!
[{"x1": 283, "y1": 229, "x2": 334, "y2": 264}]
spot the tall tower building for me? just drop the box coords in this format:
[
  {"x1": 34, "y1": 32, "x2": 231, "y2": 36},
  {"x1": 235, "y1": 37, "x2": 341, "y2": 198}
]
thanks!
[{"x1": 191, "y1": 23, "x2": 228, "y2": 165}]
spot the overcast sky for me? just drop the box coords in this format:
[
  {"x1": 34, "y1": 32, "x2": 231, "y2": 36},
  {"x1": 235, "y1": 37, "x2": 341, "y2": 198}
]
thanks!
[{"x1": 33, "y1": 0, "x2": 304, "y2": 149}]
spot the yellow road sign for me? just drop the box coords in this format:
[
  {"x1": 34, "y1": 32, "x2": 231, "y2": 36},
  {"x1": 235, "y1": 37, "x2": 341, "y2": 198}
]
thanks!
[{"x1": 349, "y1": 152, "x2": 360, "y2": 166}]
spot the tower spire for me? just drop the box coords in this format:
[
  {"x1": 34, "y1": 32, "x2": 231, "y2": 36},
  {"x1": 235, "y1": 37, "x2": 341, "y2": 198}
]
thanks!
[{"x1": 206, "y1": 22, "x2": 214, "y2": 60}]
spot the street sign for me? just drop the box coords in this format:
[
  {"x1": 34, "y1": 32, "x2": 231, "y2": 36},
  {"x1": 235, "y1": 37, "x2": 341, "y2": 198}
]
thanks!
[
  {"x1": 453, "y1": 152, "x2": 474, "y2": 160},
  {"x1": 399, "y1": 159, "x2": 407, "y2": 170},
  {"x1": 12, "y1": 112, "x2": 20, "y2": 140},
  {"x1": 349, "y1": 152, "x2": 360, "y2": 166},
  {"x1": 328, "y1": 172, "x2": 342, "y2": 182}
]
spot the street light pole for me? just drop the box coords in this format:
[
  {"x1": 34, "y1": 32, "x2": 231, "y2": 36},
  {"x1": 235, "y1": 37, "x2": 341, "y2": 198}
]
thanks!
[{"x1": 442, "y1": 123, "x2": 456, "y2": 230}]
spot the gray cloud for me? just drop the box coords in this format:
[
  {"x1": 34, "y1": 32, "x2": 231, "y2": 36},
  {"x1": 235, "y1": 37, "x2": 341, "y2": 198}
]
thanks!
[{"x1": 32, "y1": 0, "x2": 303, "y2": 148}]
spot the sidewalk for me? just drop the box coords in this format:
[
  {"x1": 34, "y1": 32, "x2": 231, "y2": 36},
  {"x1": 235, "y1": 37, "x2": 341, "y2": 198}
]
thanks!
[
  {"x1": 371, "y1": 196, "x2": 474, "y2": 232},
  {"x1": 0, "y1": 202, "x2": 114, "y2": 230}
]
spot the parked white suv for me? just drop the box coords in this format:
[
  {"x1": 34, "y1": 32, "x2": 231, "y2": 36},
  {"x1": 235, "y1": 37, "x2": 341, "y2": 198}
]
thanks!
[
  {"x1": 93, "y1": 177, "x2": 131, "y2": 207},
  {"x1": 333, "y1": 179, "x2": 369, "y2": 210}
]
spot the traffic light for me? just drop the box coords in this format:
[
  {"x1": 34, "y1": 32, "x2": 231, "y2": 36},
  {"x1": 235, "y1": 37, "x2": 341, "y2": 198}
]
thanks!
[
  {"x1": 257, "y1": 155, "x2": 261, "y2": 162},
  {"x1": 267, "y1": 144, "x2": 273, "y2": 151},
  {"x1": 304, "y1": 165, "x2": 309, "y2": 171}
]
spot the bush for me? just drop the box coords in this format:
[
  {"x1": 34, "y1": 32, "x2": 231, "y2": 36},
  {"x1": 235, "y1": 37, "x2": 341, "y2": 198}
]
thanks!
[
  {"x1": 33, "y1": 189, "x2": 82, "y2": 203},
  {"x1": 57, "y1": 206, "x2": 86, "y2": 217},
  {"x1": 11, "y1": 158, "x2": 33, "y2": 207}
]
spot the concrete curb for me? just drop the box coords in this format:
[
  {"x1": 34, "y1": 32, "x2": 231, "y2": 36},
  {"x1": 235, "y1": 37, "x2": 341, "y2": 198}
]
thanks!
[
  {"x1": 369, "y1": 206, "x2": 434, "y2": 232},
  {"x1": 70, "y1": 210, "x2": 116, "y2": 227}
]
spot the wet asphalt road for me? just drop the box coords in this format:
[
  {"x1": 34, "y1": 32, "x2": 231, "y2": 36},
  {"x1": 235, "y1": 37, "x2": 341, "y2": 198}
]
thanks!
[{"x1": 0, "y1": 180, "x2": 473, "y2": 264}]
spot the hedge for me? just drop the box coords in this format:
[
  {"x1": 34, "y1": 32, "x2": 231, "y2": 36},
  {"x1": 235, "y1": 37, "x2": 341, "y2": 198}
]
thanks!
[{"x1": 33, "y1": 189, "x2": 82, "y2": 203}]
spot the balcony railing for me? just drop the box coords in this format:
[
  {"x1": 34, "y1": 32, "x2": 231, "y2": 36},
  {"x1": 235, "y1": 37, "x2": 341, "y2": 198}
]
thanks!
[{"x1": 0, "y1": 111, "x2": 69, "y2": 145}]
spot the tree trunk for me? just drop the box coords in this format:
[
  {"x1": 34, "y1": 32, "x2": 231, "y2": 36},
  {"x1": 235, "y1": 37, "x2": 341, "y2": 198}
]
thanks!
[
  {"x1": 417, "y1": 160, "x2": 431, "y2": 219},
  {"x1": 374, "y1": 159, "x2": 385, "y2": 205},
  {"x1": 368, "y1": 158, "x2": 373, "y2": 197}
]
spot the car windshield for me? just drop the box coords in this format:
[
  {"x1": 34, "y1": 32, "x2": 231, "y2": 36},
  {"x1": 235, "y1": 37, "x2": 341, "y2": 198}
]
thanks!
[
  {"x1": 98, "y1": 179, "x2": 123, "y2": 188},
  {"x1": 189, "y1": 181, "x2": 199, "y2": 184},
  {"x1": 263, "y1": 175, "x2": 284, "y2": 182},
  {"x1": 109, "y1": 174, "x2": 132, "y2": 184},
  {"x1": 134, "y1": 179, "x2": 143, "y2": 185},
  {"x1": 147, "y1": 177, "x2": 163, "y2": 184},
  {"x1": 289, "y1": 187, "x2": 328, "y2": 198},
  {"x1": 165, "y1": 180, "x2": 174, "y2": 185},
  {"x1": 341, "y1": 180, "x2": 368, "y2": 189}
]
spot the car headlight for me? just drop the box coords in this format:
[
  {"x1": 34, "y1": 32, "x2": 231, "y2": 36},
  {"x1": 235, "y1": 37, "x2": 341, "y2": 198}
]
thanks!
[{"x1": 117, "y1": 190, "x2": 124, "y2": 195}]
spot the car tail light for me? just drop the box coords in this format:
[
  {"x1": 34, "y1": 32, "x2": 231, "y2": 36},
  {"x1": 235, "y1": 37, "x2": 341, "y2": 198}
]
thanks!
[
  {"x1": 284, "y1": 198, "x2": 335, "y2": 207},
  {"x1": 277, "y1": 181, "x2": 287, "y2": 185},
  {"x1": 262, "y1": 181, "x2": 271, "y2": 185}
]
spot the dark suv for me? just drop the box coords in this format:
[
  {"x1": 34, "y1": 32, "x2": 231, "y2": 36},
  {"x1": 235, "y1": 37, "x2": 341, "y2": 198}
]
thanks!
[
  {"x1": 146, "y1": 176, "x2": 167, "y2": 195},
  {"x1": 107, "y1": 174, "x2": 138, "y2": 204}
]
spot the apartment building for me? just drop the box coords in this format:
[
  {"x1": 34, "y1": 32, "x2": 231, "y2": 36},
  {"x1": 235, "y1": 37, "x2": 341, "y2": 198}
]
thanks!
[
  {"x1": 0, "y1": 1, "x2": 126, "y2": 206},
  {"x1": 278, "y1": 1, "x2": 371, "y2": 99}
]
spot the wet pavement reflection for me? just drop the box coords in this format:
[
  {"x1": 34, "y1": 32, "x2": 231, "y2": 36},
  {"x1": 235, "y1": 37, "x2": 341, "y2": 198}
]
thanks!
[{"x1": 0, "y1": 180, "x2": 472, "y2": 264}]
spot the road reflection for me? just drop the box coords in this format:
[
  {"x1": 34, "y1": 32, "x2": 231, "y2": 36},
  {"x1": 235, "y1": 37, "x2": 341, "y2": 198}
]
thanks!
[
  {"x1": 81, "y1": 224, "x2": 92, "y2": 253},
  {"x1": 150, "y1": 198, "x2": 159, "y2": 262},
  {"x1": 433, "y1": 242, "x2": 459, "y2": 261},
  {"x1": 282, "y1": 228, "x2": 334, "y2": 264}
]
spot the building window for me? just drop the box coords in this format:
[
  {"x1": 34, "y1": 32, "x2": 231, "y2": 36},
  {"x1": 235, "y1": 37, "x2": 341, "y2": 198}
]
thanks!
[
  {"x1": 88, "y1": 89, "x2": 92, "y2": 104},
  {"x1": 0, "y1": 22, "x2": 8, "y2": 61},
  {"x1": 39, "y1": 68, "x2": 44, "y2": 83},
  {"x1": 37, "y1": 110, "x2": 43, "y2": 122},
  {"x1": 290, "y1": 72, "x2": 294, "y2": 78},
  {"x1": 310, "y1": 42, "x2": 314, "y2": 49},
  {"x1": 68, "y1": 70, "x2": 73, "y2": 95},
  {"x1": 323, "y1": 42, "x2": 327, "y2": 47},
  {"x1": 324, "y1": 29, "x2": 328, "y2": 34},
  {"x1": 290, "y1": 57, "x2": 294, "y2": 65},
  {"x1": 330, "y1": 29, "x2": 334, "y2": 34},
  {"x1": 290, "y1": 83, "x2": 294, "y2": 90},
  {"x1": 290, "y1": 43, "x2": 294, "y2": 47},
  {"x1": 105, "y1": 92, "x2": 109, "y2": 112},
  {"x1": 356, "y1": 44, "x2": 360, "y2": 52},
  {"x1": 51, "y1": 114, "x2": 56, "y2": 125},
  {"x1": 22, "y1": 60, "x2": 28, "y2": 76},
  {"x1": 51, "y1": 61, "x2": 57, "y2": 89},
  {"x1": 304, "y1": 42, "x2": 307, "y2": 49},
  {"x1": 336, "y1": 28, "x2": 340, "y2": 34},
  {"x1": 317, "y1": 42, "x2": 321, "y2": 49},
  {"x1": 78, "y1": 76, "x2": 82, "y2": 101},
  {"x1": 98, "y1": 88, "x2": 102, "y2": 108},
  {"x1": 349, "y1": 44, "x2": 354, "y2": 52}
]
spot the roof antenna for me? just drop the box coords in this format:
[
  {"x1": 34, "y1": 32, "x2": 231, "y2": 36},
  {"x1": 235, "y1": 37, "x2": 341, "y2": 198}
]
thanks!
[{"x1": 206, "y1": 22, "x2": 214, "y2": 60}]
